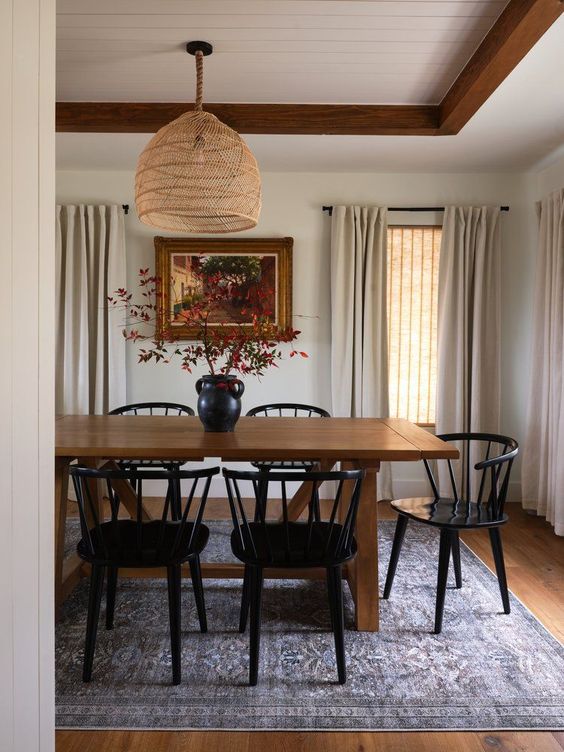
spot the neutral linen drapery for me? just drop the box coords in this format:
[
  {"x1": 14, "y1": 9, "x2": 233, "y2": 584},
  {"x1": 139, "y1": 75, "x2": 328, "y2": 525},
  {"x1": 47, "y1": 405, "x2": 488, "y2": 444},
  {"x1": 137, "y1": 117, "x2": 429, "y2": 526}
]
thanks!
[
  {"x1": 56, "y1": 204, "x2": 127, "y2": 415},
  {"x1": 522, "y1": 189, "x2": 564, "y2": 535},
  {"x1": 330, "y1": 205, "x2": 392, "y2": 500},
  {"x1": 436, "y1": 206, "x2": 501, "y2": 434},
  {"x1": 436, "y1": 206, "x2": 502, "y2": 492}
]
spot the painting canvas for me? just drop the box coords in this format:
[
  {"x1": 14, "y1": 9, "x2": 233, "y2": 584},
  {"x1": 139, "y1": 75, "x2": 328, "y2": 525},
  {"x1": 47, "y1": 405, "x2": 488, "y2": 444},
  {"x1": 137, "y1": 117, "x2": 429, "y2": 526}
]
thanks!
[{"x1": 155, "y1": 237, "x2": 293, "y2": 339}]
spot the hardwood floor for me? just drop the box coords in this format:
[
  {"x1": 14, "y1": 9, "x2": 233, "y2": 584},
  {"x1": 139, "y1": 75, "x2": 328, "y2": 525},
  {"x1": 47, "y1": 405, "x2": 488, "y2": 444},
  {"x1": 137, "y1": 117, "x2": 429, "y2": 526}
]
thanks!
[
  {"x1": 56, "y1": 729, "x2": 564, "y2": 752},
  {"x1": 56, "y1": 503, "x2": 564, "y2": 752}
]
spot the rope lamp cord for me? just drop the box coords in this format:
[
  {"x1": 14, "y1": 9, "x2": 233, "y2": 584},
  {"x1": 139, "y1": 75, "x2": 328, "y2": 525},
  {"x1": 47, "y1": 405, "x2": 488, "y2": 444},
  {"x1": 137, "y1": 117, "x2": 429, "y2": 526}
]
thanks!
[
  {"x1": 194, "y1": 50, "x2": 204, "y2": 111},
  {"x1": 134, "y1": 41, "x2": 262, "y2": 233}
]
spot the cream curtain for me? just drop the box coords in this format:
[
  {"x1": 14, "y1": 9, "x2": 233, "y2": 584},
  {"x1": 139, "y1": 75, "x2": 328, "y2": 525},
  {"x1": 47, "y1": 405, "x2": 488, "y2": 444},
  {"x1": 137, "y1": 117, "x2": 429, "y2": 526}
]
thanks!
[
  {"x1": 522, "y1": 189, "x2": 564, "y2": 535},
  {"x1": 330, "y1": 205, "x2": 392, "y2": 500},
  {"x1": 56, "y1": 204, "x2": 127, "y2": 415},
  {"x1": 436, "y1": 206, "x2": 501, "y2": 434},
  {"x1": 436, "y1": 207, "x2": 501, "y2": 491}
]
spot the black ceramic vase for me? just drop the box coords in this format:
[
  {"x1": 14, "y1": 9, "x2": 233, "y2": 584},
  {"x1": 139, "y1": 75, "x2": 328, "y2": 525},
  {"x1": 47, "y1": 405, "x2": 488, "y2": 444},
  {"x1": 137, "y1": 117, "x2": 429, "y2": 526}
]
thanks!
[{"x1": 195, "y1": 374, "x2": 245, "y2": 432}]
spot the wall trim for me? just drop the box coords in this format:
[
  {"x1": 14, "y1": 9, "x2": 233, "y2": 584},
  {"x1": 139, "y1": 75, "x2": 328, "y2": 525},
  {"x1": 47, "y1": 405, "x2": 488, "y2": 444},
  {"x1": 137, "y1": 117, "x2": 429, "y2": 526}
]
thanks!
[{"x1": 1, "y1": 2, "x2": 56, "y2": 750}]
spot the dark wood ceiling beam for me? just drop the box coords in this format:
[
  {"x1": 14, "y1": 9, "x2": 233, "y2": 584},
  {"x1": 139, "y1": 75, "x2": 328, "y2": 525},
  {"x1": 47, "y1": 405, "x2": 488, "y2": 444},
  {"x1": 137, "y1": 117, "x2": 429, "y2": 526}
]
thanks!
[
  {"x1": 439, "y1": 0, "x2": 564, "y2": 135},
  {"x1": 55, "y1": 102, "x2": 440, "y2": 136}
]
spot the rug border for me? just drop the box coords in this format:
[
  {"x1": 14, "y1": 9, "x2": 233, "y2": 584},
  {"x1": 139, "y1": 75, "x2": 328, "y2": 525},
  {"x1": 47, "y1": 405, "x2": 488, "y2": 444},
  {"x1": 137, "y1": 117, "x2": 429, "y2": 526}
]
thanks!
[{"x1": 56, "y1": 726, "x2": 564, "y2": 733}]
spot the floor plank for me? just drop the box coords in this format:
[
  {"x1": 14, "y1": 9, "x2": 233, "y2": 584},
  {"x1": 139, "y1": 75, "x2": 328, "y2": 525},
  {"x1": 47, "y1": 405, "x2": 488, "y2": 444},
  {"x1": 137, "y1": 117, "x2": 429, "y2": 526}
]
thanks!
[
  {"x1": 56, "y1": 503, "x2": 563, "y2": 752},
  {"x1": 475, "y1": 731, "x2": 564, "y2": 752}
]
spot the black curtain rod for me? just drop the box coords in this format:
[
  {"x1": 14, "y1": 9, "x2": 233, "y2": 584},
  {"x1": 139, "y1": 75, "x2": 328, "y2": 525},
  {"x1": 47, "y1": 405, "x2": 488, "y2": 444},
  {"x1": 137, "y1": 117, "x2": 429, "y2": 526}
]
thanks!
[
  {"x1": 322, "y1": 205, "x2": 509, "y2": 217},
  {"x1": 122, "y1": 204, "x2": 129, "y2": 215}
]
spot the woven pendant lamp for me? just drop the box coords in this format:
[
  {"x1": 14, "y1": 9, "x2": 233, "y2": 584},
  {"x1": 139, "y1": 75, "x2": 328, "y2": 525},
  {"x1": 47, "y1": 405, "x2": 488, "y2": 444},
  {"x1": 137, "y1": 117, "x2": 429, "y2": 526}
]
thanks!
[{"x1": 135, "y1": 41, "x2": 261, "y2": 233}]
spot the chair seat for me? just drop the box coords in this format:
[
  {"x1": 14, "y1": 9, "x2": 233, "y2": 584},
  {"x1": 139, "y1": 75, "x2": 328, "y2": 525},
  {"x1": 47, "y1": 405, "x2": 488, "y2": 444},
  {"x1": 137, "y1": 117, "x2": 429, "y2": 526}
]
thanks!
[
  {"x1": 117, "y1": 459, "x2": 185, "y2": 470},
  {"x1": 391, "y1": 496, "x2": 508, "y2": 529},
  {"x1": 77, "y1": 519, "x2": 209, "y2": 567},
  {"x1": 250, "y1": 460, "x2": 317, "y2": 471},
  {"x1": 231, "y1": 521, "x2": 357, "y2": 567}
]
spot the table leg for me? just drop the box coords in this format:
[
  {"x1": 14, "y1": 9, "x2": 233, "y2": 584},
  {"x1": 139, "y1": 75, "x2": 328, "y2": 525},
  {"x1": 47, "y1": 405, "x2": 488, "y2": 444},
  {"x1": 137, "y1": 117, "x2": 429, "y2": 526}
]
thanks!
[
  {"x1": 55, "y1": 457, "x2": 70, "y2": 613},
  {"x1": 100, "y1": 459, "x2": 152, "y2": 521},
  {"x1": 77, "y1": 457, "x2": 151, "y2": 522},
  {"x1": 343, "y1": 460, "x2": 380, "y2": 632},
  {"x1": 284, "y1": 459, "x2": 335, "y2": 521}
]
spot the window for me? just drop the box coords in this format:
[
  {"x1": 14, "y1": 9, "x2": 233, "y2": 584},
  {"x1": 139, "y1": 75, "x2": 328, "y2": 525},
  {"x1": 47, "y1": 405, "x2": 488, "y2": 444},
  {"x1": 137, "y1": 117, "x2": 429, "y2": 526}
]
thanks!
[{"x1": 387, "y1": 226, "x2": 441, "y2": 426}]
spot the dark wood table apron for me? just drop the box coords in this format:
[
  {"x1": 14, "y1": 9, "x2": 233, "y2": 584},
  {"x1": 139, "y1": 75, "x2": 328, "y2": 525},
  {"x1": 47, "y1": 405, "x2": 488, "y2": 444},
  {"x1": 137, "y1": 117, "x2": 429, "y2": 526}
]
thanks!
[{"x1": 55, "y1": 415, "x2": 458, "y2": 632}]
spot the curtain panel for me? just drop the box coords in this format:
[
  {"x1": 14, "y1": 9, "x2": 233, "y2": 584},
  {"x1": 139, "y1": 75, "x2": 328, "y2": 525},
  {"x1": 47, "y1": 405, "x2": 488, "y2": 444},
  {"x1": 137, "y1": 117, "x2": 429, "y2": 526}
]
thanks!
[
  {"x1": 436, "y1": 206, "x2": 502, "y2": 493},
  {"x1": 522, "y1": 189, "x2": 564, "y2": 535},
  {"x1": 56, "y1": 204, "x2": 127, "y2": 415},
  {"x1": 436, "y1": 206, "x2": 501, "y2": 434},
  {"x1": 330, "y1": 205, "x2": 392, "y2": 500}
]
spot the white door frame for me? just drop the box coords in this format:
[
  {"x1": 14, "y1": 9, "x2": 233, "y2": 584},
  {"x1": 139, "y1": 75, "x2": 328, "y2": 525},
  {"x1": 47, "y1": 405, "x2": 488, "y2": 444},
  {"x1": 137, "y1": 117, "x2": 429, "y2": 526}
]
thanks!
[{"x1": 0, "y1": 1, "x2": 56, "y2": 750}]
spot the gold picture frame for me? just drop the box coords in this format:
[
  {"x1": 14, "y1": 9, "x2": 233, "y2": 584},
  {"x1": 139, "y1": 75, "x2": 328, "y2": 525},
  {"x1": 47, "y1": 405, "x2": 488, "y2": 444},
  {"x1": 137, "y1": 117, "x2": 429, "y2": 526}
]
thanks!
[{"x1": 154, "y1": 236, "x2": 293, "y2": 340}]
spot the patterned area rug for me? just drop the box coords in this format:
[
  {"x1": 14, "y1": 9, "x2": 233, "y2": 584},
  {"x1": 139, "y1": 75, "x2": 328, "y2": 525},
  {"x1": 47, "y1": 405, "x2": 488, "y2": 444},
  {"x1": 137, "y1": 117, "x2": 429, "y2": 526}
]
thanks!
[{"x1": 56, "y1": 520, "x2": 564, "y2": 730}]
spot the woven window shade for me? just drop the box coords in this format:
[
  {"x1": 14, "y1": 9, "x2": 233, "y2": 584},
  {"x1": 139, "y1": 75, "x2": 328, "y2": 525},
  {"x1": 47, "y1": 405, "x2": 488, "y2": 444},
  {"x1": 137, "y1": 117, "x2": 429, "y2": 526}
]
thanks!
[
  {"x1": 135, "y1": 48, "x2": 261, "y2": 233},
  {"x1": 387, "y1": 226, "x2": 441, "y2": 425}
]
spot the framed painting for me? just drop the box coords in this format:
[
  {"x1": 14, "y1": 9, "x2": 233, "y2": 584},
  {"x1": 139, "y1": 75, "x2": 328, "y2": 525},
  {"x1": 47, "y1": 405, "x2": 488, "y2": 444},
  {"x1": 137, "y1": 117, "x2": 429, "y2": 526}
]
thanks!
[{"x1": 154, "y1": 236, "x2": 293, "y2": 340}]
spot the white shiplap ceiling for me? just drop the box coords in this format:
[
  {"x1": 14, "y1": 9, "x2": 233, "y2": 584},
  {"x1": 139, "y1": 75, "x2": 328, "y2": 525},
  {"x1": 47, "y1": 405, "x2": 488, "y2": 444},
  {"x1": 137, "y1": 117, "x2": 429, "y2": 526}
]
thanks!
[{"x1": 57, "y1": 0, "x2": 508, "y2": 105}]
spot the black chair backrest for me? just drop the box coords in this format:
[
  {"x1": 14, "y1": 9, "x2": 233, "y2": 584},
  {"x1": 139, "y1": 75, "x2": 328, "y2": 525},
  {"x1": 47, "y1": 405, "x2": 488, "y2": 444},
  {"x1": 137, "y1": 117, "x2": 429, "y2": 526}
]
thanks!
[
  {"x1": 223, "y1": 468, "x2": 364, "y2": 565},
  {"x1": 423, "y1": 432, "x2": 518, "y2": 520},
  {"x1": 246, "y1": 403, "x2": 330, "y2": 418},
  {"x1": 108, "y1": 401, "x2": 195, "y2": 416},
  {"x1": 70, "y1": 465, "x2": 218, "y2": 565}
]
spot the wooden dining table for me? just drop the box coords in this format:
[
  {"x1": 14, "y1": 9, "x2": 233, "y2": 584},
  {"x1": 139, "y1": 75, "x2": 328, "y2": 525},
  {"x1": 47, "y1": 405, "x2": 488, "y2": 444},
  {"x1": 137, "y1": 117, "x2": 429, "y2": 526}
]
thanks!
[{"x1": 55, "y1": 415, "x2": 458, "y2": 632}]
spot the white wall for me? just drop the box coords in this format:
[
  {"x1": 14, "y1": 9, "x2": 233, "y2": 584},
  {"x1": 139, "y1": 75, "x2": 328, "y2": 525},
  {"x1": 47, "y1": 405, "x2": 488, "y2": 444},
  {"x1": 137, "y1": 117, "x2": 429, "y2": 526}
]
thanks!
[
  {"x1": 533, "y1": 150, "x2": 564, "y2": 198},
  {"x1": 1, "y1": 1, "x2": 55, "y2": 751},
  {"x1": 57, "y1": 169, "x2": 534, "y2": 499}
]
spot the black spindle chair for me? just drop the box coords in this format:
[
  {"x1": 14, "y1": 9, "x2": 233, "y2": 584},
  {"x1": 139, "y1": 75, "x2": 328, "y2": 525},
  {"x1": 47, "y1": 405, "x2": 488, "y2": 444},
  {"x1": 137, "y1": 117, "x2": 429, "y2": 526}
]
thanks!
[
  {"x1": 108, "y1": 401, "x2": 195, "y2": 471},
  {"x1": 108, "y1": 401, "x2": 194, "y2": 417},
  {"x1": 71, "y1": 464, "x2": 219, "y2": 685},
  {"x1": 240, "y1": 403, "x2": 331, "y2": 633},
  {"x1": 223, "y1": 467, "x2": 364, "y2": 686},
  {"x1": 246, "y1": 403, "x2": 330, "y2": 471},
  {"x1": 108, "y1": 402, "x2": 196, "y2": 507},
  {"x1": 383, "y1": 433, "x2": 519, "y2": 633}
]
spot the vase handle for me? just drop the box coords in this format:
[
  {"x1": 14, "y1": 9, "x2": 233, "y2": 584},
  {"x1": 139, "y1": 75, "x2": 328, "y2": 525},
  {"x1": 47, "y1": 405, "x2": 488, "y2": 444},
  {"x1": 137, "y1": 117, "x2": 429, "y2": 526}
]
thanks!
[
  {"x1": 195, "y1": 378, "x2": 203, "y2": 395},
  {"x1": 231, "y1": 379, "x2": 245, "y2": 399}
]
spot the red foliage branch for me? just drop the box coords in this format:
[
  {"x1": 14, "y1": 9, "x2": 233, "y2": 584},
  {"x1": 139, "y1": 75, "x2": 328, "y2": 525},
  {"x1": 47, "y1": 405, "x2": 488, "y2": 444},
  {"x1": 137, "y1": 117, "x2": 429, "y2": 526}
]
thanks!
[{"x1": 109, "y1": 267, "x2": 307, "y2": 377}]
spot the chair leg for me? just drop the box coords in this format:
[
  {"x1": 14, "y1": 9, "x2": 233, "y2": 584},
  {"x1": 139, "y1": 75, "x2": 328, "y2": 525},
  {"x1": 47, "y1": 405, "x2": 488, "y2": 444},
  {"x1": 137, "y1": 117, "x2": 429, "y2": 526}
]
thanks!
[
  {"x1": 434, "y1": 529, "x2": 452, "y2": 634},
  {"x1": 249, "y1": 566, "x2": 264, "y2": 687},
  {"x1": 83, "y1": 564, "x2": 105, "y2": 682},
  {"x1": 327, "y1": 566, "x2": 346, "y2": 684},
  {"x1": 383, "y1": 513, "x2": 408, "y2": 599},
  {"x1": 489, "y1": 527, "x2": 511, "y2": 614},
  {"x1": 171, "y1": 494, "x2": 181, "y2": 521},
  {"x1": 326, "y1": 568, "x2": 335, "y2": 632},
  {"x1": 239, "y1": 564, "x2": 250, "y2": 633},
  {"x1": 167, "y1": 564, "x2": 182, "y2": 685},
  {"x1": 313, "y1": 493, "x2": 321, "y2": 522},
  {"x1": 451, "y1": 532, "x2": 462, "y2": 589},
  {"x1": 105, "y1": 566, "x2": 118, "y2": 630},
  {"x1": 189, "y1": 555, "x2": 207, "y2": 633}
]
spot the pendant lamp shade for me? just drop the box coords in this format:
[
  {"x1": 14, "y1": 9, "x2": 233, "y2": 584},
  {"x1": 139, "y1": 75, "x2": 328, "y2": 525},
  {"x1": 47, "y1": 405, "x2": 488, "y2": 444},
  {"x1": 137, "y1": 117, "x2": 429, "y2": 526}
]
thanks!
[{"x1": 135, "y1": 44, "x2": 261, "y2": 233}]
